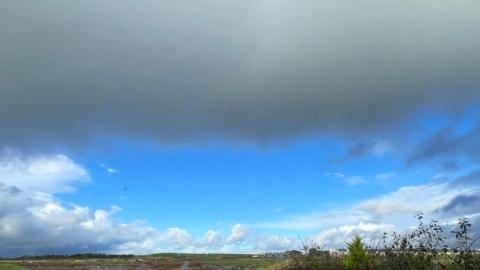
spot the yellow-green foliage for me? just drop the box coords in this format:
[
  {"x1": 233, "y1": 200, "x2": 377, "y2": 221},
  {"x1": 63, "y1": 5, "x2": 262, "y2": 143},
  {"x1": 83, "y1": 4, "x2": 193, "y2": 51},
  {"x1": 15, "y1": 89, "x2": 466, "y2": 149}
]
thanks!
[{"x1": 346, "y1": 234, "x2": 369, "y2": 269}]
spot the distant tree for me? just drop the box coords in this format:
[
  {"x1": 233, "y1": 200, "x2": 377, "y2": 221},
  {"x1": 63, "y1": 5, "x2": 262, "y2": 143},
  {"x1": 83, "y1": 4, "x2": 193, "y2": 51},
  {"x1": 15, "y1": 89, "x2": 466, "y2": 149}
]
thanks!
[{"x1": 346, "y1": 234, "x2": 369, "y2": 269}]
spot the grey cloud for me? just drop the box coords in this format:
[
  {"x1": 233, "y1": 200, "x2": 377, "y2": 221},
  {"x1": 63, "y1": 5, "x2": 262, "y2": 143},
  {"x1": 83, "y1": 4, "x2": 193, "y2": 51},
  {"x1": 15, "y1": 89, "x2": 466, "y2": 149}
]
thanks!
[
  {"x1": 440, "y1": 160, "x2": 459, "y2": 172},
  {"x1": 408, "y1": 127, "x2": 480, "y2": 165},
  {"x1": 330, "y1": 142, "x2": 373, "y2": 164},
  {"x1": 345, "y1": 143, "x2": 377, "y2": 159},
  {"x1": 448, "y1": 169, "x2": 480, "y2": 190},
  {"x1": 440, "y1": 194, "x2": 480, "y2": 214},
  {"x1": 1, "y1": 0, "x2": 480, "y2": 148},
  {"x1": 330, "y1": 141, "x2": 394, "y2": 163}
]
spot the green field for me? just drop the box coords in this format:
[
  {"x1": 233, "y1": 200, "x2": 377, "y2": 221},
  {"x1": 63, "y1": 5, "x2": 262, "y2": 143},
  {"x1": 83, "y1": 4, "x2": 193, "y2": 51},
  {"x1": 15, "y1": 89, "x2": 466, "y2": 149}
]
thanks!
[
  {"x1": 0, "y1": 254, "x2": 286, "y2": 270},
  {"x1": 0, "y1": 263, "x2": 23, "y2": 270}
]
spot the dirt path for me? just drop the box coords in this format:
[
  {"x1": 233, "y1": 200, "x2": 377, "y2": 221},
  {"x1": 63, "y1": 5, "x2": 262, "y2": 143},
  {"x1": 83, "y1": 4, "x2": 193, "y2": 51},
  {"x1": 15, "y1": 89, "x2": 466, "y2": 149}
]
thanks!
[{"x1": 180, "y1": 261, "x2": 190, "y2": 270}]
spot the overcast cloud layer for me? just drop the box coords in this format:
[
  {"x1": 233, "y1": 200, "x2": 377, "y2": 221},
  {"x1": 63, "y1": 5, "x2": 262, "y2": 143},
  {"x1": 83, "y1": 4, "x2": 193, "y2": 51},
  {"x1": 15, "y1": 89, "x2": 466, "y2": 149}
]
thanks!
[{"x1": 1, "y1": 0, "x2": 480, "y2": 148}]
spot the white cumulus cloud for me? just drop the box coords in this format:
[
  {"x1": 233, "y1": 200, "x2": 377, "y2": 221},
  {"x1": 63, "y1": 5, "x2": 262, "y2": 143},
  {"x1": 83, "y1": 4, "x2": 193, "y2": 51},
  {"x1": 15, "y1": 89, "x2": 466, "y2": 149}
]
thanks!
[
  {"x1": 0, "y1": 154, "x2": 88, "y2": 193},
  {"x1": 226, "y1": 224, "x2": 248, "y2": 244}
]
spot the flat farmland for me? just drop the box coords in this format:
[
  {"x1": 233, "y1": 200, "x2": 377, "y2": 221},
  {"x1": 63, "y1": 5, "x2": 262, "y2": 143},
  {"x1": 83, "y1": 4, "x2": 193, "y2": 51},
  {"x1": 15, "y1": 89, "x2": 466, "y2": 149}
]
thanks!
[{"x1": 0, "y1": 254, "x2": 286, "y2": 270}]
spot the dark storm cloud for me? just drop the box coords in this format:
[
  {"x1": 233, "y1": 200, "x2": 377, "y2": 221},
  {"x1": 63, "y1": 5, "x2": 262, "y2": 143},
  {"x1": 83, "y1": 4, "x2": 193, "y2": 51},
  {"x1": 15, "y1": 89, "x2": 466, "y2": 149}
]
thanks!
[{"x1": 1, "y1": 0, "x2": 480, "y2": 148}]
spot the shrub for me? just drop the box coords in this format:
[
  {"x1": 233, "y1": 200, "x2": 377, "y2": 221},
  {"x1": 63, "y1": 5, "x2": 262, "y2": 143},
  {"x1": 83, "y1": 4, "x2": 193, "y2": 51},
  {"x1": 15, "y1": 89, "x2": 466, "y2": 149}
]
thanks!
[
  {"x1": 372, "y1": 213, "x2": 448, "y2": 270},
  {"x1": 450, "y1": 218, "x2": 480, "y2": 270},
  {"x1": 346, "y1": 234, "x2": 369, "y2": 269},
  {"x1": 285, "y1": 240, "x2": 344, "y2": 270}
]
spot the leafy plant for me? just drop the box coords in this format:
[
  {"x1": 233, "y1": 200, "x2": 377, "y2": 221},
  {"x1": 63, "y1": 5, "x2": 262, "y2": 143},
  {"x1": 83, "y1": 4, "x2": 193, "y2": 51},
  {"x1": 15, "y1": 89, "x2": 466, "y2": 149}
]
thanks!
[{"x1": 451, "y1": 218, "x2": 480, "y2": 270}]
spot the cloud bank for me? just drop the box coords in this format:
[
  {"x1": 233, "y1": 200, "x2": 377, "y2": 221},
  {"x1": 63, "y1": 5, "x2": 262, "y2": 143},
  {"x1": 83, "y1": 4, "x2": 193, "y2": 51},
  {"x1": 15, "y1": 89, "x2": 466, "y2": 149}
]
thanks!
[
  {"x1": 259, "y1": 176, "x2": 480, "y2": 248},
  {"x1": 0, "y1": 181, "x2": 298, "y2": 257},
  {"x1": 0, "y1": 153, "x2": 297, "y2": 257},
  {"x1": 1, "y1": 0, "x2": 480, "y2": 148}
]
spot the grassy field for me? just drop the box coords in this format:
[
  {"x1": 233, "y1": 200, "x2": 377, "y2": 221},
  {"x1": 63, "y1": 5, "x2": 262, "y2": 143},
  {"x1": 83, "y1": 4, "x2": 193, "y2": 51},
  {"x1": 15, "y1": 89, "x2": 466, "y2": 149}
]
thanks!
[
  {"x1": 0, "y1": 254, "x2": 286, "y2": 270},
  {"x1": 154, "y1": 254, "x2": 285, "y2": 270},
  {"x1": 0, "y1": 263, "x2": 24, "y2": 270}
]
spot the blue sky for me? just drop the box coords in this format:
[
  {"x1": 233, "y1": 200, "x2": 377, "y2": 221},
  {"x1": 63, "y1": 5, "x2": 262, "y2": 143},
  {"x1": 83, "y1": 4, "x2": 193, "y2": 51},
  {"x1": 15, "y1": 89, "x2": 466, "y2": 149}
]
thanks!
[
  {"x1": 44, "y1": 110, "x2": 477, "y2": 250},
  {"x1": 1, "y1": 0, "x2": 480, "y2": 257}
]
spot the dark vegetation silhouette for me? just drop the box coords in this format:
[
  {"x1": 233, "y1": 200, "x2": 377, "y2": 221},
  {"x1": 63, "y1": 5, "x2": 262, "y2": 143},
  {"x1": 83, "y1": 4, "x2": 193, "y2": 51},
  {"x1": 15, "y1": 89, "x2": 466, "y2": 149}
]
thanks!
[{"x1": 284, "y1": 214, "x2": 480, "y2": 270}]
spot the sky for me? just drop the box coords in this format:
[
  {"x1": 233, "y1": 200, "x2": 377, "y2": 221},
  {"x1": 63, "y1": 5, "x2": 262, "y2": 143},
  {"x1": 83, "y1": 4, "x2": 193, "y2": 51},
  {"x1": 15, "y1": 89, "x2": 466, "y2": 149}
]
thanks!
[{"x1": 1, "y1": 0, "x2": 480, "y2": 257}]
